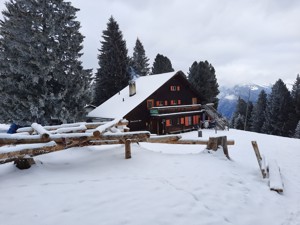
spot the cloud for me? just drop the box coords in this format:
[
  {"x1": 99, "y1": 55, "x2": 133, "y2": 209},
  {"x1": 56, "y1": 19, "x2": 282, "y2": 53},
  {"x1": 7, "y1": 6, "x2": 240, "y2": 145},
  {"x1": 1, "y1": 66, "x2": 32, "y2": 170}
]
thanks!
[{"x1": 0, "y1": 0, "x2": 299, "y2": 87}]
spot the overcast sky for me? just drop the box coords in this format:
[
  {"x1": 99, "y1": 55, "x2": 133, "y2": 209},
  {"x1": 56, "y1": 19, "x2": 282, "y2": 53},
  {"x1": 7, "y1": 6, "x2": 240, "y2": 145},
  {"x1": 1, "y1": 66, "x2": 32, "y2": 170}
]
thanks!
[{"x1": 1, "y1": 0, "x2": 300, "y2": 87}]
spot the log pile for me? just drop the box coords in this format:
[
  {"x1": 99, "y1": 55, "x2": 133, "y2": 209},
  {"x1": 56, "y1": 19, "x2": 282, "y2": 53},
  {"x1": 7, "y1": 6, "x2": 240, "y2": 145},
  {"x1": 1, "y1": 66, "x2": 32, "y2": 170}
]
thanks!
[
  {"x1": 0, "y1": 120, "x2": 235, "y2": 169},
  {"x1": 0, "y1": 120, "x2": 150, "y2": 167}
]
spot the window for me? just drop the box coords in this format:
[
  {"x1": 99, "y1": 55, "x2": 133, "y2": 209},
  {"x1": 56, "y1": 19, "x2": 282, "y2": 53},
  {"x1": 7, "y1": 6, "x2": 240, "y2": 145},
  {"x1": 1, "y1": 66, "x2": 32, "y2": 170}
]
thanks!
[
  {"x1": 147, "y1": 99, "x2": 154, "y2": 109},
  {"x1": 185, "y1": 116, "x2": 192, "y2": 126},
  {"x1": 156, "y1": 101, "x2": 164, "y2": 106},
  {"x1": 170, "y1": 86, "x2": 180, "y2": 91},
  {"x1": 170, "y1": 86, "x2": 177, "y2": 91}
]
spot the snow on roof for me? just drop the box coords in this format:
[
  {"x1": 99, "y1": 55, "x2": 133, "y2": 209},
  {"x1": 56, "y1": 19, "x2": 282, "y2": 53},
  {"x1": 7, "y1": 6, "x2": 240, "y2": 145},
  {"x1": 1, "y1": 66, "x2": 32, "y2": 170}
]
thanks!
[{"x1": 88, "y1": 71, "x2": 180, "y2": 119}]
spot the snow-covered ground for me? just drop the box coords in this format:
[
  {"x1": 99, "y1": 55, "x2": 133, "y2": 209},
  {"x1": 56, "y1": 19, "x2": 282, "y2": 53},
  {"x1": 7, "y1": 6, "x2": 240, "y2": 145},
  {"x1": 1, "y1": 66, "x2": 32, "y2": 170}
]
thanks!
[{"x1": 0, "y1": 128, "x2": 300, "y2": 225}]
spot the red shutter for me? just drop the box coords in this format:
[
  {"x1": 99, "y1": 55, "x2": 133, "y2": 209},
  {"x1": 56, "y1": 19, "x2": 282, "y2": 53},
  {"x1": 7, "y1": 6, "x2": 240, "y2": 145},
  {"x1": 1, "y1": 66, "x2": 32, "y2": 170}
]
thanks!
[
  {"x1": 177, "y1": 86, "x2": 180, "y2": 91},
  {"x1": 185, "y1": 117, "x2": 189, "y2": 126},
  {"x1": 181, "y1": 118, "x2": 185, "y2": 124},
  {"x1": 156, "y1": 101, "x2": 159, "y2": 107},
  {"x1": 178, "y1": 100, "x2": 181, "y2": 105},
  {"x1": 165, "y1": 100, "x2": 168, "y2": 106},
  {"x1": 166, "y1": 119, "x2": 171, "y2": 127}
]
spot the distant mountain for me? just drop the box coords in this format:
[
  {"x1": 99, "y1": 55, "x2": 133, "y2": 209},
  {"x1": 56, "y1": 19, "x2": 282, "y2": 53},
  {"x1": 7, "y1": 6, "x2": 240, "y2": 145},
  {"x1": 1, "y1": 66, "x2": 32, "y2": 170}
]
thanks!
[{"x1": 217, "y1": 84, "x2": 271, "y2": 119}]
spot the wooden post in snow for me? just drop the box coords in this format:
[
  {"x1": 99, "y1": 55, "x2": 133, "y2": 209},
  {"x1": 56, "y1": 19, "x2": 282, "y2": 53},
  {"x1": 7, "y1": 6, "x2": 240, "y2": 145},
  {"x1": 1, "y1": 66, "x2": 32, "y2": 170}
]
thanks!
[
  {"x1": 206, "y1": 136, "x2": 230, "y2": 159},
  {"x1": 251, "y1": 141, "x2": 267, "y2": 178},
  {"x1": 125, "y1": 139, "x2": 131, "y2": 159}
]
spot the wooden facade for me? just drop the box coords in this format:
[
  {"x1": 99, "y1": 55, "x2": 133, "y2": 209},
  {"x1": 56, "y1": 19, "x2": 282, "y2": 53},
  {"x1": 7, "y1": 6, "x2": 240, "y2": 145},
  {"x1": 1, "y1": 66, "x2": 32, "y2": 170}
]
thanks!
[{"x1": 124, "y1": 71, "x2": 203, "y2": 134}]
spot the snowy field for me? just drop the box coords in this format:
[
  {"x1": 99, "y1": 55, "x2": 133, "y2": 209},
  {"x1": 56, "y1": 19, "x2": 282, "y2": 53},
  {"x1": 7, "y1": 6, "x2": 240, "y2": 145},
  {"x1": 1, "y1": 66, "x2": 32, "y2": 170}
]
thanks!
[{"x1": 0, "y1": 127, "x2": 300, "y2": 225}]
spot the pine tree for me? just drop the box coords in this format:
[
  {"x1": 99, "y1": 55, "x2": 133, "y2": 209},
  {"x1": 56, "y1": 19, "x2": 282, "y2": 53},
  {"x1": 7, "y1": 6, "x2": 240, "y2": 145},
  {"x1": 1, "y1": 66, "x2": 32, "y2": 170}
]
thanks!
[
  {"x1": 230, "y1": 97, "x2": 249, "y2": 130},
  {"x1": 0, "y1": 0, "x2": 91, "y2": 126},
  {"x1": 262, "y1": 79, "x2": 295, "y2": 137},
  {"x1": 291, "y1": 74, "x2": 300, "y2": 120},
  {"x1": 94, "y1": 16, "x2": 130, "y2": 106},
  {"x1": 131, "y1": 38, "x2": 150, "y2": 76},
  {"x1": 151, "y1": 54, "x2": 174, "y2": 75},
  {"x1": 251, "y1": 90, "x2": 267, "y2": 133},
  {"x1": 188, "y1": 60, "x2": 219, "y2": 107},
  {"x1": 294, "y1": 120, "x2": 300, "y2": 138}
]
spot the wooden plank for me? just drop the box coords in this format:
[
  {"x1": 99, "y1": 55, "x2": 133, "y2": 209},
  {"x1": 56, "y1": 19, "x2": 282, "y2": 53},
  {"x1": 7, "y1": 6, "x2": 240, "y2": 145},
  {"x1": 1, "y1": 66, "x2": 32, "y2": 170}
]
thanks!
[
  {"x1": 251, "y1": 141, "x2": 267, "y2": 178},
  {"x1": 268, "y1": 160, "x2": 284, "y2": 193}
]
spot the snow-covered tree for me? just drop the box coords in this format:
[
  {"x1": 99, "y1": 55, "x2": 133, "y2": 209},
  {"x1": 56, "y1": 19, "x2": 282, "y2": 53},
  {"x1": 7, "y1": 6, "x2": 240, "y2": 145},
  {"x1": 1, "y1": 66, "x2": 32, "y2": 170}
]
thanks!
[
  {"x1": 0, "y1": 0, "x2": 91, "y2": 126},
  {"x1": 94, "y1": 16, "x2": 130, "y2": 106},
  {"x1": 262, "y1": 79, "x2": 295, "y2": 137},
  {"x1": 188, "y1": 60, "x2": 219, "y2": 107},
  {"x1": 251, "y1": 90, "x2": 267, "y2": 133},
  {"x1": 131, "y1": 38, "x2": 150, "y2": 76},
  {"x1": 294, "y1": 120, "x2": 300, "y2": 139},
  {"x1": 151, "y1": 54, "x2": 174, "y2": 75},
  {"x1": 233, "y1": 114, "x2": 245, "y2": 130},
  {"x1": 291, "y1": 75, "x2": 300, "y2": 120}
]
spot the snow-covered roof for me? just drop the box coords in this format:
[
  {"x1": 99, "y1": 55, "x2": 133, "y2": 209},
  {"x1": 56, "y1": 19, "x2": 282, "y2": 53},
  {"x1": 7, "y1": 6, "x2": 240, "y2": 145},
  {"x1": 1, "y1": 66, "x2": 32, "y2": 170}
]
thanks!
[{"x1": 88, "y1": 71, "x2": 182, "y2": 119}]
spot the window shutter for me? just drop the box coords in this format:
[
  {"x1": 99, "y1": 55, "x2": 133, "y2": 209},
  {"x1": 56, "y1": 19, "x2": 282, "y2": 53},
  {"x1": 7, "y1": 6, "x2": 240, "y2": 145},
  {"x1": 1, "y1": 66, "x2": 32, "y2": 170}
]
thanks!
[
  {"x1": 177, "y1": 86, "x2": 180, "y2": 91},
  {"x1": 178, "y1": 100, "x2": 181, "y2": 105}
]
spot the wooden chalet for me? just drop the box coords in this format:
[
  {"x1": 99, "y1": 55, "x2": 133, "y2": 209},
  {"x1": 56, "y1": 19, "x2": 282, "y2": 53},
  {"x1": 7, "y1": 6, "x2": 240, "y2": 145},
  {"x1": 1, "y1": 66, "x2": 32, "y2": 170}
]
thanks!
[{"x1": 88, "y1": 71, "x2": 206, "y2": 135}]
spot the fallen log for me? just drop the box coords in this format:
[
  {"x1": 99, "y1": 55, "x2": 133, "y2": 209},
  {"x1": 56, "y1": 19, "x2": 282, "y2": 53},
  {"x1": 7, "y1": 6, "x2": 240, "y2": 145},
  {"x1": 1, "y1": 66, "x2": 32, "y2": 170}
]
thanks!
[
  {"x1": 0, "y1": 141, "x2": 59, "y2": 164},
  {"x1": 147, "y1": 135, "x2": 182, "y2": 143},
  {"x1": 0, "y1": 134, "x2": 50, "y2": 146},
  {"x1": 92, "y1": 118, "x2": 122, "y2": 137},
  {"x1": 55, "y1": 124, "x2": 87, "y2": 134},
  {"x1": 31, "y1": 123, "x2": 50, "y2": 139},
  {"x1": 17, "y1": 122, "x2": 106, "y2": 133},
  {"x1": 98, "y1": 131, "x2": 150, "y2": 142}
]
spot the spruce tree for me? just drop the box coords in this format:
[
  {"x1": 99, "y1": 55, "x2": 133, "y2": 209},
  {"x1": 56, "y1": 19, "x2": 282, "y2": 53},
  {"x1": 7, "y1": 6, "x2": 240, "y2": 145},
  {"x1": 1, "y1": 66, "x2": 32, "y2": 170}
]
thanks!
[
  {"x1": 294, "y1": 121, "x2": 300, "y2": 138},
  {"x1": 94, "y1": 16, "x2": 130, "y2": 106},
  {"x1": 131, "y1": 38, "x2": 150, "y2": 76},
  {"x1": 230, "y1": 97, "x2": 248, "y2": 130},
  {"x1": 0, "y1": 0, "x2": 91, "y2": 126},
  {"x1": 188, "y1": 60, "x2": 219, "y2": 107},
  {"x1": 262, "y1": 79, "x2": 295, "y2": 137},
  {"x1": 251, "y1": 90, "x2": 267, "y2": 133},
  {"x1": 291, "y1": 74, "x2": 300, "y2": 120},
  {"x1": 151, "y1": 54, "x2": 174, "y2": 75}
]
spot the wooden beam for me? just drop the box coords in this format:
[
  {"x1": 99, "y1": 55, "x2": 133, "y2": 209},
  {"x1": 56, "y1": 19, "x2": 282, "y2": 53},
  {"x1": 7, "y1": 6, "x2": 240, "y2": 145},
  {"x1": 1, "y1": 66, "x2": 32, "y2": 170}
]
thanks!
[
  {"x1": 125, "y1": 139, "x2": 131, "y2": 159},
  {"x1": 98, "y1": 131, "x2": 150, "y2": 142},
  {"x1": 251, "y1": 141, "x2": 267, "y2": 178},
  {"x1": 268, "y1": 160, "x2": 284, "y2": 193}
]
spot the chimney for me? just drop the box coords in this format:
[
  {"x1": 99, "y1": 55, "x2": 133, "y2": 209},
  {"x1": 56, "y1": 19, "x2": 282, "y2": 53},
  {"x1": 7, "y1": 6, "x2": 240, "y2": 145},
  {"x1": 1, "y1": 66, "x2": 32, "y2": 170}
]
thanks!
[{"x1": 129, "y1": 80, "x2": 136, "y2": 97}]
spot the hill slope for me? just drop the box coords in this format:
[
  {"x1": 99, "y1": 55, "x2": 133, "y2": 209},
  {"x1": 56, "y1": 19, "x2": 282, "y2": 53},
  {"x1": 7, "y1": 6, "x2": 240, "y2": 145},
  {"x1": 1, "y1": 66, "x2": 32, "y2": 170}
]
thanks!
[{"x1": 0, "y1": 129, "x2": 299, "y2": 225}]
